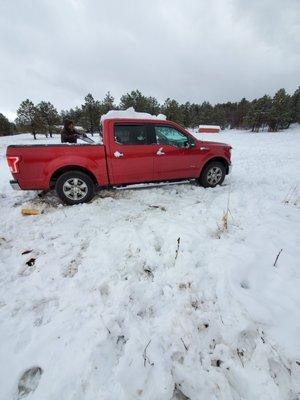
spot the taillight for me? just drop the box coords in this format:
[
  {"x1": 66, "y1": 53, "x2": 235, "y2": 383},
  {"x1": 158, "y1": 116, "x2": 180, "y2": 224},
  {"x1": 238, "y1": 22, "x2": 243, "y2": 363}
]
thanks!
[{"x1": 7, "y1": 156, "x2": 20, "y2": 173}]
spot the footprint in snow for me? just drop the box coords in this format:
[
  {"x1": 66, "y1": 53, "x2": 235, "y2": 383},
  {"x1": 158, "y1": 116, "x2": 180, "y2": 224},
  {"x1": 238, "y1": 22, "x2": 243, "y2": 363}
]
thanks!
[
  {"x1": 63, "y1": 259, "x2": 78, "y2": 277},
  {"x1": 63, "y1": 240, "x2": 88, "y2": 277},
  {"x1": 172, "y1": 383, "x2": 191, "y2": 399},
  {"x1": 17, "y1": 367, "x2": 43, "y2": 398},
  {"x1": 236, "y1": 329, "x2": 258, "y2": 363},
  {"x1": 268, "y1": 358, "x2": 299, "y2": 399}
]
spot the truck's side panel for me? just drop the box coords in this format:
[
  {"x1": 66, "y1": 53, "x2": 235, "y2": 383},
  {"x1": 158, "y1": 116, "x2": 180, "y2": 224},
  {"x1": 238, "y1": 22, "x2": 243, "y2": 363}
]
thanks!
[{"x1": 7, "y1": 144, "x2": 108, "y2": 190}]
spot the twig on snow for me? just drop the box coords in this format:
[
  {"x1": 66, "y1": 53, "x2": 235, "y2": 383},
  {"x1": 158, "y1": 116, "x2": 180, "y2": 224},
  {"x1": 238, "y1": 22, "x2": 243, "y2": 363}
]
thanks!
[
  {"x1": 175, "y1": 237, "x2": 181, "y2": 262},
  {"x1": 143, "y1": 340, "x2": 154, "y2": 367},
  {"x1": 180, "y1": 337, "x2": 188, "y2": 351},
  {"x1": 100, "y1": 315, "x2": 111, "y2": 334},
  {"x1": 216, "y1": 181, "x2": 232, "y2": 238},
  {"x1": 273, "y1": 249, "x2": 283, "y2": 267},
  {"x1": 237, "y1": 348, "x2": 244, "y2": 367}
]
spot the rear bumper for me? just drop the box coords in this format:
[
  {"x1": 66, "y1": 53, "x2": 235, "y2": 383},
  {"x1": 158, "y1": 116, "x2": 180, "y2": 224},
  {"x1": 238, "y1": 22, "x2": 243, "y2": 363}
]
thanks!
[{"x1": 10, "y1": 180, "x2": 21, "y2": 190}]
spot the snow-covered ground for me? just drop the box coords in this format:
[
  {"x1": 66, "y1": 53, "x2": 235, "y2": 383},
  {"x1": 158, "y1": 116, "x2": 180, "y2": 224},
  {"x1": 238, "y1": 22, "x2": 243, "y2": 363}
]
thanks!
[{"x1": 0, "y1": 127, "x2": 300, "y2": 400}]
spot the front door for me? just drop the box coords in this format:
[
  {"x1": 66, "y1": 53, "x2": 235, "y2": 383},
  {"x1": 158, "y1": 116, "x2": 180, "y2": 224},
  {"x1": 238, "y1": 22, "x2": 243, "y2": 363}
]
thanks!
[
  {"x1": 153, "y1": 125, "x2": 200, "y2": 180},
  {"x1": 108, "y1": 123, "x2": 155, "y2": 185}
]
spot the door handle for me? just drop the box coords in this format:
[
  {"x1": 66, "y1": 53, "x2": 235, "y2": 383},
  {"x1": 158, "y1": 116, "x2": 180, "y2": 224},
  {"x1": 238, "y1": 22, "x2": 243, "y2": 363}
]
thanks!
[
  {"x1": 114, "y1": 151, "x2": 124, "y2": 158},
  {"x1": 200, "y1": 147, "x2": 209, "y2": 151},
  {"x1": 156, "y1": 147, "x2": 165, "y2": 156}
]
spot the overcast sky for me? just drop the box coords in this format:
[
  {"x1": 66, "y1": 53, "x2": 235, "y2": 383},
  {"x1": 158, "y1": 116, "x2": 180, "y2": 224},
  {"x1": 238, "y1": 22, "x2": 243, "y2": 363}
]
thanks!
[{"x1": 0, "y1": 0, "x2": 299, "y2": 121}]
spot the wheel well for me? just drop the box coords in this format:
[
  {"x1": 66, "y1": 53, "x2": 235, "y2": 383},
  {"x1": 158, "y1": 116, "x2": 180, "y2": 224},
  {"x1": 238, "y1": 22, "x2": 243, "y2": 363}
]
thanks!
[
  {"x1": 50, "y1": 166, "x2": 98, "y2": 188},
  {"x1": 201, "y1": 157, "x2": 229, "y2": 175}
]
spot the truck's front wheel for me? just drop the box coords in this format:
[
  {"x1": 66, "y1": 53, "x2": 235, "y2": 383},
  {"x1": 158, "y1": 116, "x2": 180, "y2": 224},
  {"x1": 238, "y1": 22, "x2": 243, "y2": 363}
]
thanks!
[
  {"x1": 199, "y1": 161, "x2": 226, "y2": 188},
  {"x1": 55, "y1": 171, "x2": 95, "y2": 205}
]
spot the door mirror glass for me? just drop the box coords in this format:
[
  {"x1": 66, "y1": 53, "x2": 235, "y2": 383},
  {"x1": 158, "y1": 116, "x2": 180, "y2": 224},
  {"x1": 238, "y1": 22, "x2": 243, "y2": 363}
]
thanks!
[{"x1": 185, "y1": 139, "x2": 195, "y2": 148}]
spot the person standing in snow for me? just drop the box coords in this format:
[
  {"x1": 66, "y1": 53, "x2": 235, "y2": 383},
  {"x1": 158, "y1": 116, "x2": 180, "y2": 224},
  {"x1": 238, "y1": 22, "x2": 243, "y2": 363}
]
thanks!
[{"x1": 61, "y1": 119, "x2": 82, "y2": 143}]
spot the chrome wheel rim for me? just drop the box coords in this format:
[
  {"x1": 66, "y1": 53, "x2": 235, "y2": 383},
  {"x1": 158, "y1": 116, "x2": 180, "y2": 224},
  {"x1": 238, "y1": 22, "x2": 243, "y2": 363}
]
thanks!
[
  {"x1": 63, "y1": 178, "x2": 88, "y2": 200},
  {"x1": 207, "y1": 166, "x2": 222, "y2": 185}
]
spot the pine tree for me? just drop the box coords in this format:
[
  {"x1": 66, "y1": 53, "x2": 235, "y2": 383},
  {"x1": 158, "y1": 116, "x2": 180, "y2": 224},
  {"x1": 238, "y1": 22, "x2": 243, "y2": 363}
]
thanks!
[
  {"x1": 0, "y1": 113, "x2": 11, "y2": 136},
  {"x1": 199, "y1": 101, "x2": 214, "y2": 125},
  {"x1": 100, "y1": 92, "x2": 115, "y2": 115},
  {"x1": 61, "y1": 107, "x2": 83, "y2": 126},
  {"x1": 291, "y1": 87, "x2": 300, "y2": 124},
  {"x1": 120, "y1": 90, "x2": 147, "y2": 112},
  {"x1": 267, "y1": 89, "x2": 292, "y2": 131},
  {"x1": 16, "y1": 99, "x2": 43, "y2": 139},
  {"x1": 245, "y1": 95, "x2": 272, "y2": 132},
  {"x1": 189, "y1": 103, "x2": 201, "y2": 128},
  {"x1": 161, "y1": 98, "x2": 184, "y2": 125},
  {"x1": 235, "y1": 98, "x2": 250, "y2": 128},
  {"x1": 146, "y1": 96, "x2": 160, "y2": 115},
  {"x1": 213, "y1": 104, "x2": 226, "y2": 129},
  {"x1": 120, "y1": 90, "x2": 160, "y2": 115},
  {"x1": 81, "y1": 93, "x2": 101, "y2": 134},
  {"x1": 182, "y1": 102, "x2": 191, "y2": 127},
  {"x1": 37, "y1": 101, "x2": 60, "y2": 137}
]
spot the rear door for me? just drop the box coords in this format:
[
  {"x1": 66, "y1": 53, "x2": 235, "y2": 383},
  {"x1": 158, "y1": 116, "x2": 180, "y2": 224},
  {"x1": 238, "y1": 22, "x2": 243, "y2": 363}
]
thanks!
[
  {"x1": 107, "y1": 123, "x2": 155, "y2": 185},
  {"x1": 152, "y1": 125, "x2": 200, "y2": 180}
]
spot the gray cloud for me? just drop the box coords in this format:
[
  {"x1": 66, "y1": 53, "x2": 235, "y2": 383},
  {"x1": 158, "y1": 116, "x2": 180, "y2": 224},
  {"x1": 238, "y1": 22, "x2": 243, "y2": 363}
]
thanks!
[{"x1": 0, "y1": 0, "x2": 299, "y2": 120}]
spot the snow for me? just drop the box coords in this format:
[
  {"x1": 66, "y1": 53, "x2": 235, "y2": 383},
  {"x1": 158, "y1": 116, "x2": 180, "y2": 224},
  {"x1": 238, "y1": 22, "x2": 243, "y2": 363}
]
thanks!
[
  {"x1": 0, "y1": 127, "x2": 300, "y2": 399},
  {"x1": 199, "y1": 125, "x2": 221, "y2": 130},
  {"x1": 100, "y1": 107, "x2": 166, "y2": 123}
]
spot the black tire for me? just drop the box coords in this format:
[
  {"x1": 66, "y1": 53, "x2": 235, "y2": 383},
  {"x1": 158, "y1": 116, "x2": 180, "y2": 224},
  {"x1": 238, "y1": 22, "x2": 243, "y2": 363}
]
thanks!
[
  {"x1": 199, "y1": 161, "x2": 226, "y2": 188},
  {"x1": 55, "y1": 171, "x2": 95, "y2": 205}
]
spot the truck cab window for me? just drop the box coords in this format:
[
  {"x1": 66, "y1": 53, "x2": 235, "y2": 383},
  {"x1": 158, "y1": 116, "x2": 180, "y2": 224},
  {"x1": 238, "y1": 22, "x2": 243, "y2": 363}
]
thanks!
[
  {"x1": 155, "y1": 126, "x2": 190, "y2": 148},
  {"x1": 115, "y1": 125, "x2": 148, "y2": 145}
]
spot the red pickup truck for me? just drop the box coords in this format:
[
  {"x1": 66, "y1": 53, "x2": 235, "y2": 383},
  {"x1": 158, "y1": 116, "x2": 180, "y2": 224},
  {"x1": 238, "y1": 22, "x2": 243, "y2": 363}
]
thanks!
[{"x1": 6, "y1": 118, "x2": 232, "y2": 205}]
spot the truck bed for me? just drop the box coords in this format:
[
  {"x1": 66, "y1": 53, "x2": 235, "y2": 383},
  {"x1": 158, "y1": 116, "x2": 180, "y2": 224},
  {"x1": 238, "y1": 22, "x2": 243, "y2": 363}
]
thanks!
[{"x1": 6, "y1": 143, "x2": 108, "y2": 190}]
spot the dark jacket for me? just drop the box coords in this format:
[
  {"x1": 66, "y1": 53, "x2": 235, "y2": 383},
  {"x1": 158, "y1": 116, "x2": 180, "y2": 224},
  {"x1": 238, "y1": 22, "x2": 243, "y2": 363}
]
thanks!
[{"x1": 61, "y1": 128, "x2": 79, "y2": 143}]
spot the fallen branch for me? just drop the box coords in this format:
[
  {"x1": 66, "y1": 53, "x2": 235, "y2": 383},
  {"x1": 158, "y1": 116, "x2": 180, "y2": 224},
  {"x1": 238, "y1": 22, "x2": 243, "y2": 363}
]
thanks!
[
  {"x1": 273, "y1": 249, "x2": 283, "y2": 267},
  {"x1": 143, "y1": 340, "x2": 154, "y2": 367},
  {"x1": 175, "y1": 237, "x2": 181, "y2": 262},
  {"x1": 21, "y1": 250, "x2": 33, "y2": 255},
  {"x1": 180, "y1": 337, "x2": 188, "y2": 351}
]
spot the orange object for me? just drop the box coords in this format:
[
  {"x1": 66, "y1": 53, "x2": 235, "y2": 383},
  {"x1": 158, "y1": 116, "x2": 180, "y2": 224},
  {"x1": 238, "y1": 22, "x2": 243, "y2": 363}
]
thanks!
[
  {"x1": 21, "y1": 208, "x2": 40, "y2": 216},
  {"x1": 198, "y1": 125, "x2": 221, "y2": 133}
]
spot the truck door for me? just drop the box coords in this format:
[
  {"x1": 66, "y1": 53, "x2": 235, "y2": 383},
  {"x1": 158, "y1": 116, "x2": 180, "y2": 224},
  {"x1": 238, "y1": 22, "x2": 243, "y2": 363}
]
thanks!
[
  {"x1": 152, "y1": 125, "x2": 200, "y2": 180},
  {"x1": 107, "y1": 123, "x2": 155, "y2": 185}
]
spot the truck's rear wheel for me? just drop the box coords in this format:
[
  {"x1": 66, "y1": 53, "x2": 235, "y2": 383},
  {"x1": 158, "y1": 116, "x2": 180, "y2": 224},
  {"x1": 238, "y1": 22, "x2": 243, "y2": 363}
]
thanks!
[
  {"x1": 199, "y1": 161, "x2": 226, "y2": 188},
  {"x1": 55, "y1": 171, "x2": 95, "y2": 205}
]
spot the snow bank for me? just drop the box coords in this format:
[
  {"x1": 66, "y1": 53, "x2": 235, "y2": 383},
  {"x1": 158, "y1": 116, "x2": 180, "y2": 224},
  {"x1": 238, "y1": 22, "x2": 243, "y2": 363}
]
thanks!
[
  {"x1": 0, "y1": 128, "x2": 300, "y2": 399},
  {"x1": 100, "y1": 107, "x2": 166, "y2": 122}
]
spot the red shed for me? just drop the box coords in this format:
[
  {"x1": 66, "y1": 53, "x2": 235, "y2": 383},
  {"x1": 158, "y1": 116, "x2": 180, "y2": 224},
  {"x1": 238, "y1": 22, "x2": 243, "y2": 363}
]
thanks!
[{"x1": 198, "y1": 125, "x2": 221, "y2": 133}]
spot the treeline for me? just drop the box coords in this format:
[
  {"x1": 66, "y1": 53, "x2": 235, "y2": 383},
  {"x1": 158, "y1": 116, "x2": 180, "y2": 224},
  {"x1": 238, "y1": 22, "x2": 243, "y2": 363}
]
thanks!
[
  {"x1": 60, "y1": 87, "x2": 300, "y2": 132},
  {"x1": 0, "y1": 86, "x2": 299, "y2": 137}
]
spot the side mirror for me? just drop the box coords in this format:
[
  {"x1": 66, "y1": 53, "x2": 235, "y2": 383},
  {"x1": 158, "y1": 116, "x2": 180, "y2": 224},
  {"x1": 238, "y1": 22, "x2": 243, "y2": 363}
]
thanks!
[{"x1": 185, "y1": 140, "x2": 195, "y2": 148}]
